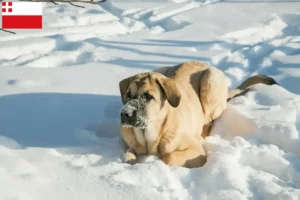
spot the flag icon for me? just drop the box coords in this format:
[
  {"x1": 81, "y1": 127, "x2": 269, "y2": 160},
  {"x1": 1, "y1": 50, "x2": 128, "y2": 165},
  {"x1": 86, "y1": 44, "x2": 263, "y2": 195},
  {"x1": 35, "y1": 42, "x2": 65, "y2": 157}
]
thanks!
[{"x1": 1, "y1": 2, "x2": 43, "y2": 29}]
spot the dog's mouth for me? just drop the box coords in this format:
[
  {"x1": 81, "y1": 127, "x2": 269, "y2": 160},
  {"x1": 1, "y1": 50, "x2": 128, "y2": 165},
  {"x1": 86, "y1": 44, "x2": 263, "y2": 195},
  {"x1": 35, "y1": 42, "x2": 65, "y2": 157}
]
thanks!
[
  {"x1": 120, "y1": 98, "x2": 148, "y2": 129},
  {"x1": 121, "y1": 121, "x2": 147, "y2": 129}
]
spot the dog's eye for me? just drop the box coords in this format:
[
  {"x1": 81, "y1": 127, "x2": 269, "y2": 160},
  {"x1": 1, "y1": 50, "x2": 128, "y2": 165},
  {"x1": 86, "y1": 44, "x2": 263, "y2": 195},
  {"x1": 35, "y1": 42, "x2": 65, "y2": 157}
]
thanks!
[
  {"x1": 127, "y1": 92, "x2": 132, "y2": 99},
  {"x1": 144, "y1": 92, "x2": 153, "y2": 100}
]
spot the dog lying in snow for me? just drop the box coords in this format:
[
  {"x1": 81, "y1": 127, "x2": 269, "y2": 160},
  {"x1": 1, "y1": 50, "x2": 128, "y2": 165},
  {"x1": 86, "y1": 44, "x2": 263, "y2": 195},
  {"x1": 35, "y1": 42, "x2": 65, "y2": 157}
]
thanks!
[{"x1": 118, "y1": 61, "x2": 277, "y2": 168}]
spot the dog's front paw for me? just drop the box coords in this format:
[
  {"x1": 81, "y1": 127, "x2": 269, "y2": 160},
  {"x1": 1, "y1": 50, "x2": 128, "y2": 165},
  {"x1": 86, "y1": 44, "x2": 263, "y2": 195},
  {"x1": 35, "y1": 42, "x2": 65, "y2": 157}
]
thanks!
[
  {"x1": 160, "y1": 153, "x2": 176, "y2": 166},
  {"x1": 123, "y1": 149, "x2": 137, "y2": 165},
  {"x1": 160, "y1": 152, "x2": 186, "y2": 167}
]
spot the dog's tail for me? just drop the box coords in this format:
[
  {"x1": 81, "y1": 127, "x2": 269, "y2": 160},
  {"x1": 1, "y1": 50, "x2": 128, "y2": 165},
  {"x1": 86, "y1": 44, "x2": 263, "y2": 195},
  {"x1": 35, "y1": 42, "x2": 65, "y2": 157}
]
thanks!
[{"x1": 227, "y1": 74, "x2": 278, "y2": 102}]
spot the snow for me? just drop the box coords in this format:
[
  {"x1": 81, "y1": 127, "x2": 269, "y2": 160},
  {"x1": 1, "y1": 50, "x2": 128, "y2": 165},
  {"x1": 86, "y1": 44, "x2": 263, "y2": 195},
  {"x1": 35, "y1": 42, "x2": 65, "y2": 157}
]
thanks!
[{"x1": 0, "y1": 0, "x2": 300, "y2": 199}]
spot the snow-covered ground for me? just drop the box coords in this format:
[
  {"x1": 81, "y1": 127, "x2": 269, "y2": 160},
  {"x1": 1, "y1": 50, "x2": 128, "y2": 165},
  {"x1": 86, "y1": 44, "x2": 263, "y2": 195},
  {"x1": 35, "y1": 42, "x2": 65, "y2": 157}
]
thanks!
[{"x1": 1, "y1": 0, "x2": 300, "y2": 199}]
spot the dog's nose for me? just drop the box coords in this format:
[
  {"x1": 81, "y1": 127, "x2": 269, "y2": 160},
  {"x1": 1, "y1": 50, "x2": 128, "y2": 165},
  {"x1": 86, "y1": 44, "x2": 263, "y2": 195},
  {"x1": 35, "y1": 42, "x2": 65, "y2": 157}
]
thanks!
[
  {"x1": 121, "y1": 110, "x2": 136, "y2": 124},
  {"x1": 121, "y1": 112, "x2": 127, "y2": 117},
  {"x1": 121, "y1": 112, "x2": 129, "y2": 121}
]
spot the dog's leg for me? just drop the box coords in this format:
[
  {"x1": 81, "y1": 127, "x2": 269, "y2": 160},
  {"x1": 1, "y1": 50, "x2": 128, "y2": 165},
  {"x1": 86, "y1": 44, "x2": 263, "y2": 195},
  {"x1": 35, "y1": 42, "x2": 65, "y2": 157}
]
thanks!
[
  {"x1": 160, "y1": 139, "x2": 207, "y2": 168},
  {"x1": 201, "y1": 121, "x2": 213, "y2": 139},
  {"x1": 199, "y1": 68, "x2": 228, "y2": 127},
  {"x1": 120, "y1": 124, "x2": 147, "y2": 164},
  {"x1": 158, "y1": 131, "x2": 181, "y2": 156}
]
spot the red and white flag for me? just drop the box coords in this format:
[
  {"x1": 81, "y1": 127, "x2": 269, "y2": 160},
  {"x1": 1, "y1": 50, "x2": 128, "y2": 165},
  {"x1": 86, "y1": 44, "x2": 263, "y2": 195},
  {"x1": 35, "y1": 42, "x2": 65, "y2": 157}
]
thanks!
[{"x1": 1, "y1": 2, "x2": 43, "y2": 29}]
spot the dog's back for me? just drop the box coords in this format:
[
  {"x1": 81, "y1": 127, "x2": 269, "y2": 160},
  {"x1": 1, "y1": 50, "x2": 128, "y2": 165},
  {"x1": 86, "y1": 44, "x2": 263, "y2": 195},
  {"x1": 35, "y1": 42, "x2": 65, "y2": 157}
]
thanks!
[{"x1": 154, "y1": 61, "x2": 228, "y2": 138}]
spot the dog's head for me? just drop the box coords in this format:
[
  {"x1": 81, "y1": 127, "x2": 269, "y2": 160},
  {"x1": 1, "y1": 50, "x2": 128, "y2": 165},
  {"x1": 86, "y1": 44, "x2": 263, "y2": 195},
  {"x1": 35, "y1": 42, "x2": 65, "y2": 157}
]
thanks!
[{"x1": 119, "y1": 72, "x2": 181, "y2": 129}]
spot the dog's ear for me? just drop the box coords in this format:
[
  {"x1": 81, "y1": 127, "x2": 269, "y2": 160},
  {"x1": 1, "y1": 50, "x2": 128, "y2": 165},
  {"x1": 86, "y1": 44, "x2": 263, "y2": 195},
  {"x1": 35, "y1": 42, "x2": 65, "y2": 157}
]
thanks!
[
  {"x1": 119, "y1": 75, "x2": 135, "y2": 104},
  {"x1": 156, "y1": 76, "x2": 181, "y2": 107}
]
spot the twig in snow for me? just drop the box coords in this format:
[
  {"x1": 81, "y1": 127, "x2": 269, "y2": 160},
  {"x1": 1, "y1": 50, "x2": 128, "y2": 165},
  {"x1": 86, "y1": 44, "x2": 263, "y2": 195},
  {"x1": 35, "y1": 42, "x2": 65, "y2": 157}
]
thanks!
[
  {"x1": 0, "y1": 28, "x2": 16, "y2": 34},
  {"x1": 68, "y1": 1, "x2": 84, "y2": 8},
  {"x1": 18, "y1": 0, "x2": 108, "y2": 8},
  {"x1": 50, "y1": 0, "x2": 59, "y2": 5}
]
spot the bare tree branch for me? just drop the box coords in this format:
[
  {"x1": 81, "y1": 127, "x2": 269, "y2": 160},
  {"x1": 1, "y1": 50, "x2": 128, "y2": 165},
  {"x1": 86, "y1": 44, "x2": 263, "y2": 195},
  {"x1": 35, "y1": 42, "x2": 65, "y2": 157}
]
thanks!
[{"x1": 0, "y1": 28, "x2": 16, "y2": 34}]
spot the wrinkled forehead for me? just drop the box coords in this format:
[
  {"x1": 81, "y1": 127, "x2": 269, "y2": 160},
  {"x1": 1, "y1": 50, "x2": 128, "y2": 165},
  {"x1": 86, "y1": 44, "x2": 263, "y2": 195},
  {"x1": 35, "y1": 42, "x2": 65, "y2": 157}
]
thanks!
[{"x1": 129, "y1": 73, "x2": 157, "y2": 95}]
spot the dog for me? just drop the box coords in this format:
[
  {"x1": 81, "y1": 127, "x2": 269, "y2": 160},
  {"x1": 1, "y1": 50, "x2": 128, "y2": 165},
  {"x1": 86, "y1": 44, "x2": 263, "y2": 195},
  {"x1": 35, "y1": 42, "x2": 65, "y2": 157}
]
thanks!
[{"x1": 118, "y1": 61, "x2": 277, "y2": 168}]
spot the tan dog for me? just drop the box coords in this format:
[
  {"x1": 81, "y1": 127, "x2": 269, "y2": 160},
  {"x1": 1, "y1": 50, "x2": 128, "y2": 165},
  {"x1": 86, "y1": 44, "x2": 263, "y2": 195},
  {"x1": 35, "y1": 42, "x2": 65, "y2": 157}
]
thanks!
[{"x1": 119, "y1": 61, "x2": 277, "y2": 168}]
